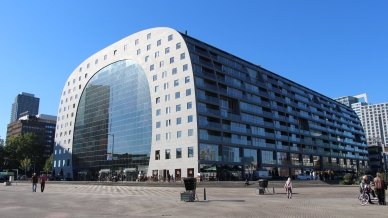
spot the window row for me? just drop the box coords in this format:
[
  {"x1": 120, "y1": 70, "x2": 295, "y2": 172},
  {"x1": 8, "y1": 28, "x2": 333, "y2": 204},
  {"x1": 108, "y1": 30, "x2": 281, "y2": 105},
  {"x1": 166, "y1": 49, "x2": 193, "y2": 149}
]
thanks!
[
  {"x1": 155, "y1": 129, "x2": 194, "y2": 141},
  {"x1": 156, "y1": 115, "x2": 194, "y2": 128},
  {"x1": 155, "y1": 146, "x2": 194, "y2": 160}
]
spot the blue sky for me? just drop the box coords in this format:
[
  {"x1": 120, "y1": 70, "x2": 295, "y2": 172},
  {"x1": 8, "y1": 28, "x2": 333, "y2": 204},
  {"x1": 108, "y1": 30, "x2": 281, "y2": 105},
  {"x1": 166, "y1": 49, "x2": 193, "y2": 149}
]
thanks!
[{"x1": 1, "y1": 1, "x2": 387, "y2": 140}]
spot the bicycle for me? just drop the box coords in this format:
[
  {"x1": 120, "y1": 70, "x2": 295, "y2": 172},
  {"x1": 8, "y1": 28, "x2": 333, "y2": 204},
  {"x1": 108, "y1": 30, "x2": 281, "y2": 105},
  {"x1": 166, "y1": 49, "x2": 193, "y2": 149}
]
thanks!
[{"x1": 358, "y1": 184, "x2": 373, "y2": 206}]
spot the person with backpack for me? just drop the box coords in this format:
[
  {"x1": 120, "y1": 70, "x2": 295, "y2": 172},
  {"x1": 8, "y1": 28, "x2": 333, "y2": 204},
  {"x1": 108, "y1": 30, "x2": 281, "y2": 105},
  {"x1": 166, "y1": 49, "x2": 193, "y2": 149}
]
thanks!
[
  {"x1": 284, "y1": 177, "x2": 293, "y2": 199},
  {"x1": 373, "y1": 173, "x2": 386, "y2": 205}
]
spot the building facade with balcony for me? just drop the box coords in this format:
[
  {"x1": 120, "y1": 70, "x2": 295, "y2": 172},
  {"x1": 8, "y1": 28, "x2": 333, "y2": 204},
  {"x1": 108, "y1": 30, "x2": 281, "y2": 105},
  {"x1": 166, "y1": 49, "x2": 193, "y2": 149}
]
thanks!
[{"x1": 53, "y1": 27, "x2": 368, "y2": 181}]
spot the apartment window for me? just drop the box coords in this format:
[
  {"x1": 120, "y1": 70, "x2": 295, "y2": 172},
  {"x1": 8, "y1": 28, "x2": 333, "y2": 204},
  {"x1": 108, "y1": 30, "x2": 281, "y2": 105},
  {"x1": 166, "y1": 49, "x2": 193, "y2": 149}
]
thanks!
[
  {"x1": 156, "y1": 109, "x2": 161, "y2": 116},
  {"x1": 156, "y1": 97, "x2": 160, "y2": 104},
  {"x1": 166, "y1": 132, "x2": 171, "y2": 140},
  {"x1": 156, "y1": 134, "x2": 161, "y2": 141},
  {"x1": 147, "y1": 33, "x2": 151, "y2": 39},
  {"x1": 145, "y1": 55, "x2": 149, "y2": 62},
  {"x1": 165, "y1": 107, "x2": 171, "y2": 114},
  {"x1": 135, "y1": 39, "x2": 139, "y2": 45},
  {"x1": 188, "y1": 129, "x2": 194, "y2": 136},
  {"x1": 95, "y1": 59, "x2": 98, "y2": 64},
  {"x1": 188, "y1": 146, "x2": 194, "y2": 158},
  {"x1": 168, "y1": 34, "x2": 173, "y2": 41},
  {"x1": 176, "y1": 148, "x2": 182, "y2": 159},
  {"x1": 154, "y1": 85, "x2": 159, "y2": 93},
  {"x1": 170, "y1": 57, "x2": 174, "y2": 64},
  {"x1": 165, "y1": 149, "x2": 171, "y2": 159},
  {"x1": 165, "y1": 47, "x2": 170, "y2": 54},
  {"x1": 160, "y1": 61, "x2": 164, "y2": 68},
  {"x1": 164, "y1": 82, "x2": 169, "y2": 90},
  {"x1": 177, "y1": 131, "x2": 182, "y2": 138},
  {"x1": 165, "y1": 94, "x2": 170, "y2": 101},
  {"x1": 153, "y1": 74, "x2": 157, "y2": 81},
  {"x1": 155, "y1": 51, "x2": 159, "y2": 58},
  {"x1": 186, "y1": 89, "x2": 191, "y2": 96},
  {"x1": 176, "y1": 42, "x2": 181, "y2": 49},
  {"x1": 150, "y1": 64, "x2": 154, "y2": 71},
  {"x1": 187, "y1": 102, "x2": 192, "y2": 109},
  {"x1": 104, "y1": 55, "x2": 107, "y2": 60},
  {"x1": 176, "y1": 104, "x2": 181, "y2": 112},
  {"x1": 124, "y1": 45, "x2": 127, "y2": 51},
  {"x1": 172, "y1": 67, "x2": 177, "y2": 75},
  {"x1": 147, "y1": 44, "x2": 151, "y2": 51},
  {"x1": 185, "y1": 76, "x2": 190, "y2": 83},
  {"x1": 175, "y1": 92, "x2": 180, "y2": 99},
  {"x1": 166, "y1": 119, "x2": 171, "y2": 127},
  {"x1": 156, "y1": 122, "x2": 161, "y2": 128},
  {"x1": 137, "y1": 49, "x2": 141, "y2": 55},
  {"x1": 155, "y1": 150, "x2": 160, "y2": 160},
  {"x1": 183, "y1": 64, "x2": 188, "y2": 71},
  {"x1": 176, "y1": 117, "x2": 182, "y2": 125},
  {"x1": 174, "y1": 79, "x2": 179, "y2": 87},
  {"x1": 188, "y1": 115, "x2": 193, "y2": 123},
  {"x1": 162, "y1": 71, "x2": 167, "y2": 78},
  {"x1": 180, "y1": 53, "x2": 185, "y2": 60},
  {"x1": 157, "y1": 39, "x2": 161, "y2": 46},
  {"x1": 113, "y1": 50, "x2": 117, "y2": 56}
]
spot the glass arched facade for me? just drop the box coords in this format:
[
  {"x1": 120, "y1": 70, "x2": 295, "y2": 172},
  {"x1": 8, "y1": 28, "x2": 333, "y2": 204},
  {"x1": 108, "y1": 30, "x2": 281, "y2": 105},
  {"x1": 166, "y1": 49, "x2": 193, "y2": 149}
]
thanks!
[{"x1": 72, "y1": 60, "x2": 152, "y2": 180}]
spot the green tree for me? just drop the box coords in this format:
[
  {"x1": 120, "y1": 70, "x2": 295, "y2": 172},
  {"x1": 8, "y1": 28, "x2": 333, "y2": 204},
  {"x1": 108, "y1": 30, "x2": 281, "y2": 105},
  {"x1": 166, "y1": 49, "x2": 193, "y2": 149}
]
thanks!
[
  {"x1": 20, "y1": 158, "x2": 31, "y2": 176},
  {"x1": 5, "y1": 133, "x2": 45, "y2": 171},
  {"x1": 43, "y1": 154, "x2": 53, "y2": 174}
]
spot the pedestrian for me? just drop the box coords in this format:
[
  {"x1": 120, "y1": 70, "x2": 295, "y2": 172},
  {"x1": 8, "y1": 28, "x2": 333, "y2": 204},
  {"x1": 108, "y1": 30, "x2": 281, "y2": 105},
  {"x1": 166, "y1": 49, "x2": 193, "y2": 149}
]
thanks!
[
  {"x1": 31, "y1": 173, "x2": 38, "y2": 192},
  {"x1": 373, "y1": 173, "x2": 386, "y2": 205},
  {"x1": 284, "y1": 177, "x2": 293, "y2": 199},
  {"x1": 40, "y1": 173, "x2": 48, "y2": 192}
]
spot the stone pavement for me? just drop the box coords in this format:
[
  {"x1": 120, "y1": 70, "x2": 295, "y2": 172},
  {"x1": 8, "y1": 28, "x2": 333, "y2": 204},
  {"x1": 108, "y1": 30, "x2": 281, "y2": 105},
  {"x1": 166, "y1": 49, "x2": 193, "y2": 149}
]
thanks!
[{"x1": 0, "y1": 182, "x2": 386, "y2": 218}]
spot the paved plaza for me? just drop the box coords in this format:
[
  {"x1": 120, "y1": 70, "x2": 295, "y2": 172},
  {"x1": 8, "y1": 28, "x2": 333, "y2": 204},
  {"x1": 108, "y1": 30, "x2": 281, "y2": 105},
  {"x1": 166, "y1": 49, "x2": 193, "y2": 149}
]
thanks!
[{"x1": 0, "y1": 182, "x2": 386, "y2": 218}]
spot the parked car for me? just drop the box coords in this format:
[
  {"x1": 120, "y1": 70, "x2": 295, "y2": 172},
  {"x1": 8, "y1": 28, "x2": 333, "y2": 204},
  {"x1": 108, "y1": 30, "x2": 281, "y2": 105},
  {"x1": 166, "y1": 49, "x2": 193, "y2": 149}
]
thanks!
[{"x1": 296, "y1": 174, "x2": 311, "y2": 180}]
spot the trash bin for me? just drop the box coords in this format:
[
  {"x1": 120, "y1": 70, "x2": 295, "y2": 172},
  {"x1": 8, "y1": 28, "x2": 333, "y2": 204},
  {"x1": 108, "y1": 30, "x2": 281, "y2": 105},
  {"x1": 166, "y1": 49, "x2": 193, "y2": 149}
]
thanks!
[
  {"x1": 184, "y1": 177, "x2": 196, "y2": 191},
  {"x1": 181, "y1": 177, "x2": 197, "y2": 202},
  {"x1": 257, "y1": 179, "x2": 268, "y2": 195},
  {"x1": 258, "y1": 179, "x2": 268, "y2": 188}
]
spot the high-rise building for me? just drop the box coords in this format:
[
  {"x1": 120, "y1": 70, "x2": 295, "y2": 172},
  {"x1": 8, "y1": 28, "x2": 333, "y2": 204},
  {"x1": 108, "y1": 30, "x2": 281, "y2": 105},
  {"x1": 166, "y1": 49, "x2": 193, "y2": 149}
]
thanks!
[
  {"x1": 336, "y1": 93, "x2": 388, "y2": 174},
  {"x1": 54, "y1": 27, "x2": 368, "y2": 181},
  {"x1": 10, "y1": 92, "x2": 40, "y2": 123},
  {"x1": 7, "y1": 114, "x2": 56, "y2": 160},
  {"x1": 336, "y1": 94, "x2": 388, "y2": 150}
]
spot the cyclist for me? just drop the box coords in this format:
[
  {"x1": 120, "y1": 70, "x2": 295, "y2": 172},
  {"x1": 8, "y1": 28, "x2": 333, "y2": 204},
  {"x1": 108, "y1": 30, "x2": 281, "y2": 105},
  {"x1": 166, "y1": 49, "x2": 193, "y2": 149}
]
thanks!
[{"x1": 359, "y1": 175, "x2": 374, "y2": 204}]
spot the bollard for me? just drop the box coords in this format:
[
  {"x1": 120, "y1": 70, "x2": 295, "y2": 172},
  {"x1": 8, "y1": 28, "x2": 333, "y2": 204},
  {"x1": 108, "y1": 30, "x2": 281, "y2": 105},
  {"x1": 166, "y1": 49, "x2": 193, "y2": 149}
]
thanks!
[{"x1": 204, "y1": 188, "x2": 206, "y2": 200}]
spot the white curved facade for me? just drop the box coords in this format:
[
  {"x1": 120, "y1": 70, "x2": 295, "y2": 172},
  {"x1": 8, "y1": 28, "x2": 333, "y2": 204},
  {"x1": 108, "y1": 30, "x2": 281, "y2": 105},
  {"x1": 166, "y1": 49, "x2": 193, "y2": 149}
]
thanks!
[{"x1": 53, "y1": 27, "x2": 198, "y2": 180}]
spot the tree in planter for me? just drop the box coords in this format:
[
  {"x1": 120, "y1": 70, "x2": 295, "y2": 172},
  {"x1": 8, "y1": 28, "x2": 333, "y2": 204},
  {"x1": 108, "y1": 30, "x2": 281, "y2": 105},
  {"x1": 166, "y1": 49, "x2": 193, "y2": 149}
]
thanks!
[{"x1": 20, "y1": 158, "x2": 31, "y2": 177}]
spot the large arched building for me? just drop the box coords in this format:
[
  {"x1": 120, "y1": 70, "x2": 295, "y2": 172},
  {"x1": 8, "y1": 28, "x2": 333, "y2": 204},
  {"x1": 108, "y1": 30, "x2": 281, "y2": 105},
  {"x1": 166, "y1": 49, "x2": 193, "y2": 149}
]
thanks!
[{"x1": 53, "y1": 27, "x2": 368, "y2": 181}]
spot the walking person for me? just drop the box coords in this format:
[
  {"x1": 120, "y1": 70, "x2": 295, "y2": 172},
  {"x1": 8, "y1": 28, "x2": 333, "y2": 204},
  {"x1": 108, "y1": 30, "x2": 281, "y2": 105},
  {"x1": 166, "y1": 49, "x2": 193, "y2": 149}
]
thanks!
[
  {"x1": 373, "y1": 173, "x2": 386, "y2": 205},
  {"x1": 284, "y1": 177, "x2": 293, "y2": 199},
  {"x1": 31, "y1": 173, "x2": 38, "y2": 192},
  {"x1": 40, "y1": 173, "x2": 48, "y2": 192}
]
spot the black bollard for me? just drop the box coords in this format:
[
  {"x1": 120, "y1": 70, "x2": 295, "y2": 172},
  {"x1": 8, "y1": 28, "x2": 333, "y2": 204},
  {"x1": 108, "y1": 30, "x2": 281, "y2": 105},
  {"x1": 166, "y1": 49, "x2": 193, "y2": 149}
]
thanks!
[{"x1": 204, "y1": 188, "x2": 206, "y2": 200}]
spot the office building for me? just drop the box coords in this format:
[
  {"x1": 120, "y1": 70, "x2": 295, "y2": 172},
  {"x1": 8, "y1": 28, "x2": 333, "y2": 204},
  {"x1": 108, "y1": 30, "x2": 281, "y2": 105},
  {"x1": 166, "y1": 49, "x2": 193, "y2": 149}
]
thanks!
[
  {"x1": 10, "y1": 92, "x2": 40, "y2": 123},
  {"x1": 7, "y1": 114, "x2": 56, "y2": 159},
  {"x1": 54, "y1": 27, "x2": 368, "y2": 181}
]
